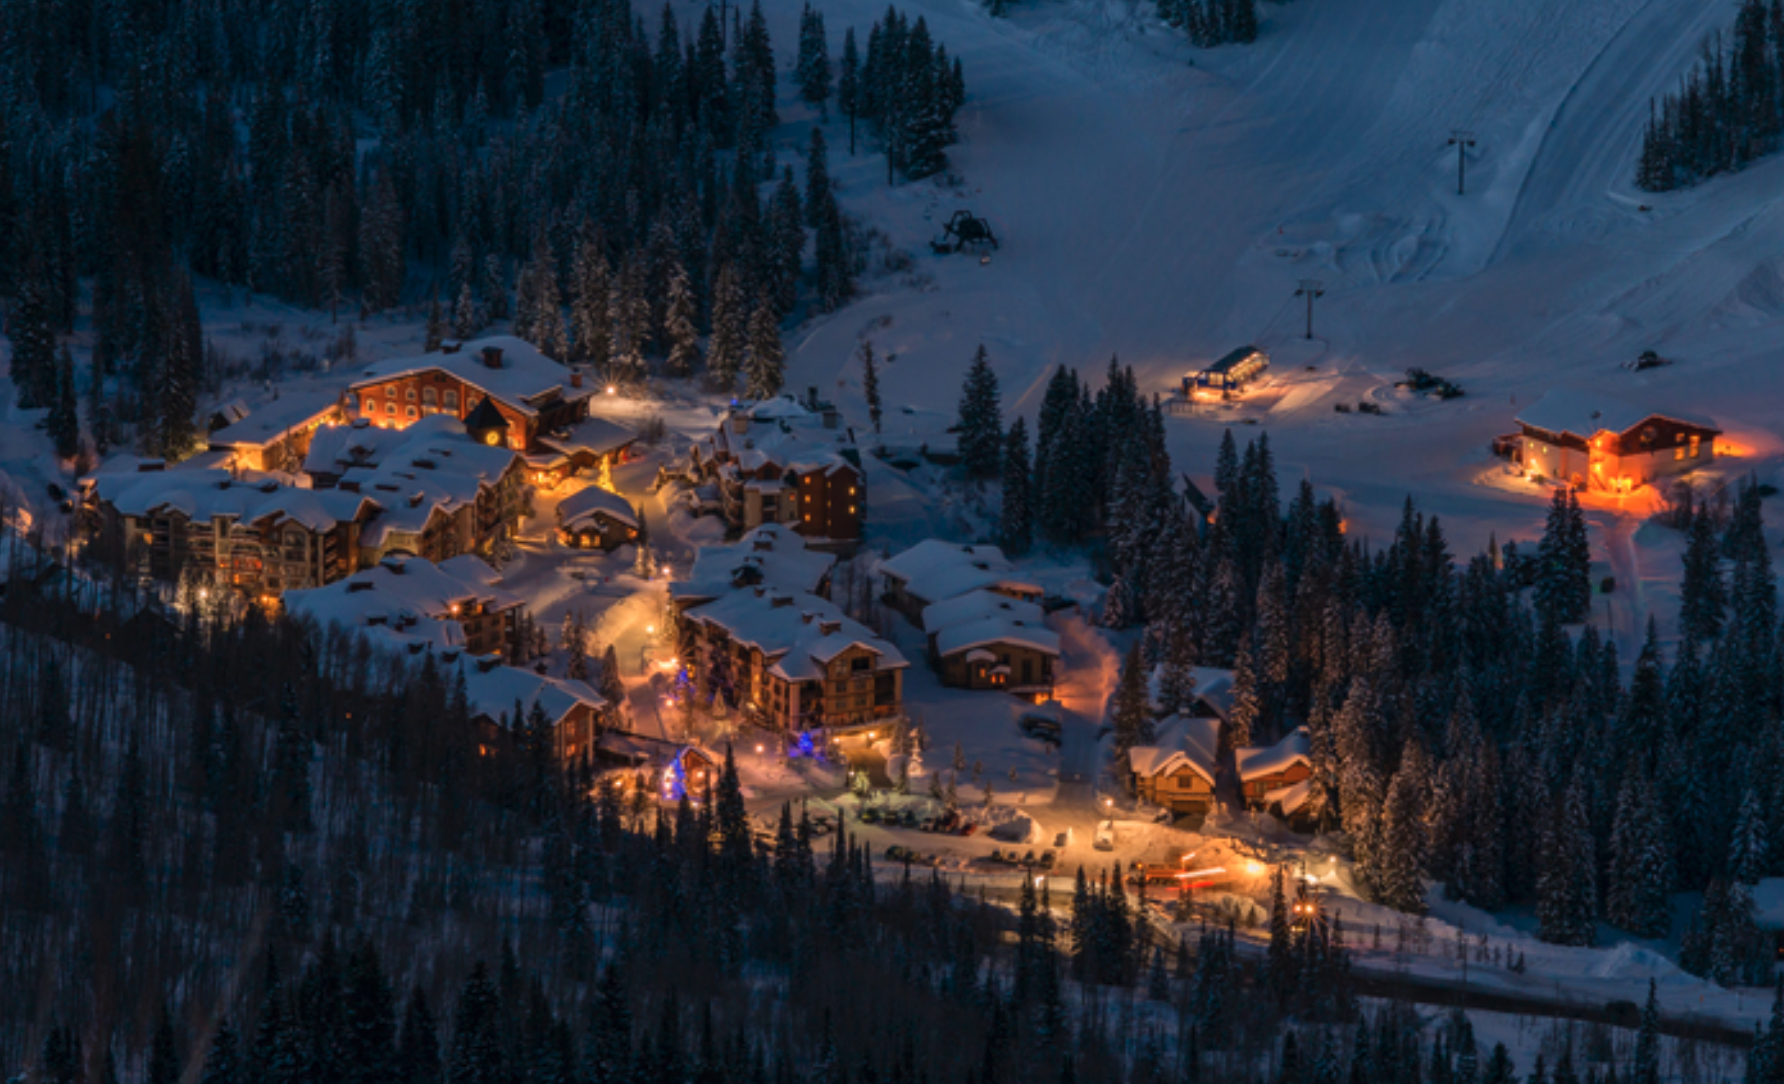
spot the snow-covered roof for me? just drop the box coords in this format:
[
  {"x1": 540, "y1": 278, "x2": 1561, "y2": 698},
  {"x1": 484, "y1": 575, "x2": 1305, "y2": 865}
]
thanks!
[
  {"x1": 89, "y1": 469, "x2": 377, "y2": 532},
  {"x1": 208, "y1": 391, "x2": 343, "y2": 449},
  {"x1": 284, "y1": 554, "x2": 519, "y2": 635},
  {"x1": 557, "y1": 484, "x2": 639, "y2": 530},
  {"x1": 1236, "y1": 728, "x2": 1313, "y2": 781},
  {"x1": 879, "y1": 540, "x2": 1041, "y2": 602},
  {"x1": 710, "y1": 399, "x2": 858, "y2": 477},
  {"x1": 921, "y1": 589, "x2": 1045, "y2": 635},
  {"x1": 1263, "y1": 778, "x2": 1316, "y2": 815},
  {"x1": 1128, "y1": 715, "x2": 1222, "y2": 783},
  {"x1": 685, "y1": 588, "x2": 907, "y2": 682},
  {"x1": 537, "y1": 415, "x2": 636, "y2": 460},
  {"x1": 670, "y1": 524, "x2": 836, "y2": 604},
  {"x1": 1515, "y1": 390, "x2": 1719, "y2": 439},
  {"x1": 304, "y1": 415, "x2": 516, "y2": 481},
  {"x1": 348, "y1": 336, "x2": 594, "y2": 417},
  {"x1": 452, "y1": 654, "x2": 610, "y2": 729},
  {"x1": 934, "y1": 615, "x2": 1059, "y2": 659}
]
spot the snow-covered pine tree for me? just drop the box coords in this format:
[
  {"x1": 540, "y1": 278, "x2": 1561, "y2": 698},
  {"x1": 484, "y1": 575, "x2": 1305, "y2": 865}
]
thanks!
[
  {"x1": 1680, "y1": 505, "x2": 1726, "y2": 643},
  {"x1": 805, "y1": 128, "x2": 833, "y2": 229},
  {"x1": 663, "y1": 261, "x2": 700, "y2": 378},
  {"x1": 839, "y1": 29, "x2": 862, "y2": 154},
  {"x1": 424, "y1": 298, "x2": 444, "y2": 352},
  {"x1": 956, "y1": 344, "x2": 1003, "y2": 478},
  {"x1": 481, "y1": 255, "x2": 510, "y2": 321},
  {"x1": 607, "y1": 256, "x2": 649, "y2": 387},
  {"x1": 453, "y1": 282, "x2": 481, "y2": 340},
  {"x1": 1226, "y1": 635, "x2": 1260, "y2": 748},
  {"x1": 1374, "y1": 739, "x2": 1430, "y2": 914},
  {"x1": 998, "y1": 417, "x2": 1034, "y2": 557},
  {"x1": 359, "y1": 173, "x2": 404, "y2": 312},
  {"x1": 9, "y1": 267, "x2": 55, "y2": 409},
  {"x1": 742, "y1": 300, "x2": 785, "y2": 400},
  {"x1": 1111, "y1": 640, "x2": 1154, "y2": 779},
  {"x1": 1729, "y1": 786, "x2": 1768, "y2": 886},
  {"x1": 814, "y1": 199, "x2": 854, "y2": 311},
  {"x1": 899, "y1": 19, "x2": 949, "y2": 179},
  {"x1": 1606, "y1": 770, "x2": 1673, "y2": 937},
  {"x1": 707, "y1": 264, "x2": 747, "y2": 392},
  {"x1": 769, "y1": 168, "x2": 805, "y2": 317},
  {"x1": 858, "y1": 340, "x2": 882, "y2": 433},
  {"x1": 795, "y1": 5, "x2": 832, "y2": 115},
  {"x1": 1536, "y1": 773, "x2": 1597, "y2": 946},
  {"x1": 524, "y1": 232, "x2": 567, "y2": 360},
  {"x1": 48, "y1": 343, "x2": 80, "y2": 460}
]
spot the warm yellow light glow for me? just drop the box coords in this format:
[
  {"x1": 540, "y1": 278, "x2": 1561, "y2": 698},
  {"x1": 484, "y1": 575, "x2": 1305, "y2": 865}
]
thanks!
[
  {"x1": 483, "y1": 432, "x2": 500, "y2": 446},
  {"x1": 606, "y1": 385, "x2": 617, "y2": 396},
  {"x1": 1247, "y1": 861, "x2": 1264, "y2": 876}
]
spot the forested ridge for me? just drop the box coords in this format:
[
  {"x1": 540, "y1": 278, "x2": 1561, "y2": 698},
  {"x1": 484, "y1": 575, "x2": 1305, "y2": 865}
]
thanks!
[{"x1": 0, "y1": 0, "x2": 965, "y2": 460}]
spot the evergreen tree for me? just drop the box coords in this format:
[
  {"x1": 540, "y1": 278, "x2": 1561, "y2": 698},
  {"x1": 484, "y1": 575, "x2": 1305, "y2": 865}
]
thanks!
[
  {"x1": 663, "y1": 261, "x2": 700, "y2": 378},
  {"x1": 839, "y1": 29, "x2": 862, "y2": 154},
  {"x1": 707, "y1": 265, "x2": 747, "y2": 392},
  {"x1": 796, "y1": 6, "x2": 833, "y2": 114},
  {"x1": 1680, "y1": 507, "x2": 1726, "y2": 642},
  {"x1": 1111, "y1": 641, "x2": 1154, "y2": 783},
  {"x1": 570, "y1": 235, "x2": 612, "y2": 368},
  {"x1": 425, "y1": 297, "x2": 444, "y2": 352},
  {"x1": 956, "y1": 344, "x2": 1003, "y2": 478},
  {"x1": 1375, "y1": 739, "x2": 1430, "y2": 914},
  {"x1": 805, "y1": 127, "x2": 833, "y2": 229},
  {"x1": 859, "y1": 340, "x2": 882, "y2": 433},
  {"x1": 999, "y1": 418, "x2": 1034, "y2": 557},
  {"x1": 9, "y1": 265, "x2": 55, "y2": 408},
  {"x1": 1606, "y1": 770, "x2": 1672, "y2": 937},
  {"x1": 453, "y1": 282, "x2": 481, "y2": 341},
  {"x1": 1536, "y1": 774, "x2": 1597, "y2": 946},
  {"x1": 48, "y1": 342, "x2": 81, "y2": 459},
  {"x1": 742, "y1": 300, "x2": 785, "y2": 399}
]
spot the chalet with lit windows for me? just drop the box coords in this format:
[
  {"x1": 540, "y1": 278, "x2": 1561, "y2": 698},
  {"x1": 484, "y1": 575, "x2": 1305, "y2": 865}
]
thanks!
[
  {"x1": 1514, "y1": 391, "x2": 1721, "y2": 494},
  {"x1": 677, "y1": 587, "x2": 907, "y2": 732},
  {"x1": 594, "y1": 734, "x2": 722, "y2": 799},
  {"x1": 556, "y1": 484, "x2": 641, "y2": 552},
  {"x1": 531, "y1": 416, "x2": 639, "y2": 489},
  {"x1": 207, "y1": 391, "x2": 347, "y2": 474},
  {"x1": 452, "y1": 652, "x2": 614, "y2": 762},
  {"x1": 692, "y1": 395, "x2": 865, "y2": 543},
  {"x1": 283, "y1": 553, "x2": 524, "y2": 660},
  {"x1": 82, "y1": 468, "x2": 379, "y2": 593},
  {"x1": 303, "y1": 415, "x2": 529, "y2": 566},
  {"x1": 921, "y1": 589, "x2": 1058, "y2": 700},
  {"x1": 346, "y1": 337, "x2": 596, "y2": 454},
  {"x1": 1128, "y1": 716, "x2": 1221, "y2": 817},
  {"x1": 669, "y1": 525, "x2": 837, "y2": 616},
  {"x1": 878, "y1": 540, "x2": 1043, "y2": 625},
  {"x1": 1129, "y1": 720, "x2": 1316, "y2": 826}
]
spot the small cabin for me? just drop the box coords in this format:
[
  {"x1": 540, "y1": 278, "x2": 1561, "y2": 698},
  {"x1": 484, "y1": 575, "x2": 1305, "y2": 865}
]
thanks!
[
  {"x1": 1515, "y1": 391, "x2": 1721, "y2": 494},
  {"x1": 556, "y1": 485, "x2": 641, "y2": 552},
  {"x1": 1186, "y1": 346, "x2": 1270, "y2": 397}
]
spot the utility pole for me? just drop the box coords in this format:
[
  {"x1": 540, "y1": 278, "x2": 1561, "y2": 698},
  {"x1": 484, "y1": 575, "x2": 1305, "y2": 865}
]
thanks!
[
  {"x1": 1294, "y1": 279, "x2": 1324, "y2": 340},
  {"x1": 1447, "y1": 129, "x2": 1477, "y2": 195}
]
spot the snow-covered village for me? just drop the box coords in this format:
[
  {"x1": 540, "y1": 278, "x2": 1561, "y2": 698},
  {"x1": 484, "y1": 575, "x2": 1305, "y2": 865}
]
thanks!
[{"x1": 9, "y1": 0, "x2": 1784, "y2": 1081}]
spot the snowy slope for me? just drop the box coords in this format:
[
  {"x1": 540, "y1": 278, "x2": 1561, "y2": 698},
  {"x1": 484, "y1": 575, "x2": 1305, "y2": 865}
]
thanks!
[{"x1": 774, "y1": 0, "x2": 1784, "y2": 609}]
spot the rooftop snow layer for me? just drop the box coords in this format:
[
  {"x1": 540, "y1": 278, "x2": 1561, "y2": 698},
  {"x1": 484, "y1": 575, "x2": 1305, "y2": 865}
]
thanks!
[
  {"x1": 670, "y1": 524, "x2": 835, "y2": 603},
  {"x1": 348, "y1": 336, "x2": 593, "y2": 417},
  {"x1": 91, "y1": 469, "x2": 376, "y2": 531},
  {"x1": 536, "y1": 415, "x2": 637, "y2": 460},
  {"x1": 283, "y1": 553, "x2": 519, "y2": 634},
  {"x1": 1515, "y1": 390, "x2": 1719, "y2": 438},
  {"x1": 557, "y1": 484, "x2": 639, "y2": 529},
  {"x1": 879, "y1": 541, "x2": 1040, "y2": 604},
  {"x1": 1235, "y1": 728, "x2": 1314, "y2": 781},
  {"x1": 208, "y1": 391, "x2": 343, "y2": 449},
  {"x1": 684, "y1": 588, "x2": 907, "y2": 682},
  {"x1": 921, "y1": 589, "x2": 1046, "y2": 635},
  {"x1": 1127, "y1": 715, "x2": 1222, "y2": 783},
  {"x1": 933, "y1": 615, "x2": 1060, "y2": 659}
]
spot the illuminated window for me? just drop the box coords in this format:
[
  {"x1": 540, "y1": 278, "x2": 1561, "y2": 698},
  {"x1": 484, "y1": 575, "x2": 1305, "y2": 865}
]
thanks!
[
  {"x1": 849, "y1": 506, "x2": 856, "y2": 514},
  {"x1": 1675, "y1": 444, "x2": 1684, "y2": 461},
  {"x1": 386, "y1": 386, "x2": 397, "y2": 397},
  {"x1": 444, "y1": 391, "x2": 459, "y2": 410},
  {"x1": 362, "y1": 397, "x2": 375, "y2": 413},
  {"x1": 385, "y1": 402, "x2": 396, "y2": 414},
  {"x1": 406, "y1": 406, "x2": 418, "y2": 419},
  {"x1": 1690, "y1": 435, "x2": 1701, "y2": 458}
]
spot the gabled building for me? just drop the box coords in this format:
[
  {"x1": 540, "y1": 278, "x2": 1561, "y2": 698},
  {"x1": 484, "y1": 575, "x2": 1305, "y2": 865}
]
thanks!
[
  {"x1": 878, "y1": 540, "x2": 1043, "y2": 624},
  {"x1": 692, "y1": 395, "x2": 864, "y2": 543},
  {"x1": 678, "y1": 587, "x2": 907, "y2": 732},
  {"x1": 921, "y1": 589, "x2": 1058, "y2": 699},
  {"x1": 83, "y1": 468, "x2": 380, "y2": 593},
  {"x1": 1127, "y1": 716, "x2": 1222, "y2": 816},
  {"x1": 1237, "y1": 728, "x2": 1316, "y2": 821},
  {"x1": 346, "y1": 337, "x2": 596, "y2": 452},
  {"x1": 1515, "y1": 391, "x2": 1721, "y2": 493},
  {"x1": 556, "y1": 484, "x2": 641, "y2": 552},
  {"x1": 304, "y1": 415, "x2": 529, "y2": 565},
  {"x1": 669, "y1": 524, "x2": 837, "y2": 615},
  {"x1": 206, "y1": 391, "x2": 346, "y2": 474},
  {"x1": 283, "y1": 553, "x2": 523, "y2": 660}
]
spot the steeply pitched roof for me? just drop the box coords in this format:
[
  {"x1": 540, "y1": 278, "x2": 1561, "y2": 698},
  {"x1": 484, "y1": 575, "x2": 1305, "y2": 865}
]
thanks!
[
  {"x1": 537, "y1": 416, "x2": 637, "y2": 460},
  {"x1": 1128, "y1": 715, "x2": 1222, "y2": 783},
  {"x1": 1236, "y1": 728, "x2": 1313, "y2": 781},
  {"x1": 685, "y1": 588, "x2": 907, "y2": 682},
  {"x1": 208, "y1": 391, "x2": 343, "y2": 449},
  {"x1": 283, "y1": 554, "x2": 520, "y2": 638},
  {"x1": 934, "y1": 615, "x2": 1059, "y2": 659},
  {"x1": 464, "y1": 395, "x2": 509, "y2": 432},
  {"x1": 557, "y1": 484, "x2": 639, "y2": 530},
  {"x1": 879, "y1": 541, "x2": 1040, "y2": 603},
  {"x1": 670, "y1": 524, "x2": 836, "y2": 604}
]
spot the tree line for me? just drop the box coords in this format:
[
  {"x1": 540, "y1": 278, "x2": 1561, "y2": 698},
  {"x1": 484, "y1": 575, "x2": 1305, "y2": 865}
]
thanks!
[
  {"x1": 1637, "y1": 0, "x2": 1784, "y2": 190},
  {"x1": 951, "y1": 344, "x2": 1784, "y2": 966},
  {"x1": 2, "y1": 0, "x2": 968, "y2": 460}
]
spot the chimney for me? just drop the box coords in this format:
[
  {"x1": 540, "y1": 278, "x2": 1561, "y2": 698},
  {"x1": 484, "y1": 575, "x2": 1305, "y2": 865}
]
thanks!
[
  {"x1": 481, "y1": 346, "x2": 504, "y2": 370},
  {"x1": 771, "y1": 594, "x2": 794, "y2": 609},
  {"x1": 820, "y1": 620, "x2": 841, "y2": 635},
  {"x1": 381, "y1": 555, "x2": 406, "y2": 573},
  {"x1": 753, "y1": 586, "x2": 767, "y2": 598},
  {"x1": 440, "y1": 341, "x2": 462, "y2": 354},
  {"x1": 801, "y1": 611, "x2": 815, "y2": 625},
  {"x1": 477, "y1": 654, "x2": 502, "y2": 673},
  {"x1": 347, "y1": 580, "x2": 375, "y2": 593},
  {"x1": 570, "y1": 370, "x2": 584, "y2": 389}
]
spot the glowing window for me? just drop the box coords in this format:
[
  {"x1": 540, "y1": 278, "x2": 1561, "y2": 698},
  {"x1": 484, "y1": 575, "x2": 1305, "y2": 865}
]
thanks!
[
  {"x1": 362, "y1": 398, "x2": 375, "y2": 413},
  {"x1": 423, "y1": 388, "x2": 437, "y2": 405},
  {"x1": 1690, "y1": 435, "x2": 1701, "y2": 458},
  {"x1": 385, "y1": 402, "x2": 396, "y2": 414},
  {"x1": 385, "y1": 386, "x2": 397, "y2": 397}
]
